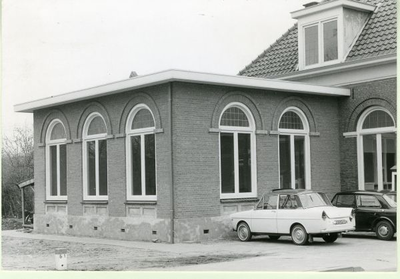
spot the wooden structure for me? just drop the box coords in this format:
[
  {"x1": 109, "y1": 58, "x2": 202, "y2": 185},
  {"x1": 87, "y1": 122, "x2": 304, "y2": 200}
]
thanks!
[{"x1": 17, "y1": 179, "x2": 34, "y2": 228}]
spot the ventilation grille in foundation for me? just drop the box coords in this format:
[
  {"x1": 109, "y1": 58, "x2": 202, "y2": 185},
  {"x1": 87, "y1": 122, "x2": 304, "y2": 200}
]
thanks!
[
  {"x1": 121, "y1": 229, "x2": 126, "y2": 233},
  {"x1": 203, "y1": 229, "x2": 209, "y2": 234},
  {"x1": 152, "y1": 231, "x2": 157, "y2": 235},
  {"x1": 94, "y1": 226, "x2": 98, "y2": 231}
]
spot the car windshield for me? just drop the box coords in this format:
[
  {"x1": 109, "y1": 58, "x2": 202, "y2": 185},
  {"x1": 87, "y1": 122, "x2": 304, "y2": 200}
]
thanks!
[
  {"x1": 383, "y1": 194, "x2": 397, "y2": 207},
  {"x1": 298, "y1": 192, "x2": 332, "y2": 208}
]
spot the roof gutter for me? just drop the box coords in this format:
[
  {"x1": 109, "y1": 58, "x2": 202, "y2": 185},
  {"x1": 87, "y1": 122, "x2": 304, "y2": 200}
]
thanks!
[
  {"x1": 273, "y1": 54, "x2": 397, "y2": 82},
  {"x1": 14, "y1": 69, "x2": 350, "y2": 113}
]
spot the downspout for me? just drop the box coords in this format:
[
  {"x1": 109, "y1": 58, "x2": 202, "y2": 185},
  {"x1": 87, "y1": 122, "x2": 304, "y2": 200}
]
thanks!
[{"x1": 168, "y1": 82, "x2": 175, "y2": 243}]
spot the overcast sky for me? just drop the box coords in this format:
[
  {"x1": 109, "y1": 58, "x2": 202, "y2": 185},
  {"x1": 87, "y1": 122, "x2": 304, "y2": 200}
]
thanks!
[{"x1": 2, "y1": 0, "x2": 311, "y2": 136}]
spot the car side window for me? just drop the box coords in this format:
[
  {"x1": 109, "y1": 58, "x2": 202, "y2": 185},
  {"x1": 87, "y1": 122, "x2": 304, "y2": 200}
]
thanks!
[
  {"x1": 334, "y1": 195, "x2": 356, "y2": 207},
  {"x1": 263, "y1": 194, "x2": 278, "y2": 210},
  {"x1": 279, "y1": 194, "x2": 299, "y2": 209},
  {"x1": 356, "y1": 195, "x2": 381, "y2": 208}
]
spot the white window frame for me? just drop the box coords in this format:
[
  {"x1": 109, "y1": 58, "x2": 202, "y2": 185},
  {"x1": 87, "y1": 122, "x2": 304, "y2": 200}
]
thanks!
[
  {"x1": 300, "y1": 16, "x2": 342, "y2": 70},
  {"x1": 125, "y1": 104, "x2": 157, "y2": 201},
  {"x1": 278, "y1": 107, "x2": 311, "y2": 190},
  {"x1": 356, "y1": 107, "x2": 396, "y2": 191},
  {"x1": 45, "y1": 119, "x2": 68, "y2": 201},
  {"x1": 219, "y1": 102, "x2": 257, "y2": 199},
  {"x1": 82, "y1": 112, "x2": 108, "y2": 201}
]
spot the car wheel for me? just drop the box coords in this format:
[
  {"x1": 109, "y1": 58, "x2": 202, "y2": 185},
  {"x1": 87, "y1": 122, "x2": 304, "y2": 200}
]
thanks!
[
  {"x1": 269, "y1": 235, "x2": 280, "y2": 241},
  {"x1": 291, "y1": 224, "x2": 308, "y2": 245},
  {"x1": 375, "y1": 220, "x2": 394, "y2": 240},
  {"x1": 237, "y1": 222, "x2": 252, "y2": 242},
  {"x1": 322, "y1": 233, "x2": 338, "y2": 243}
]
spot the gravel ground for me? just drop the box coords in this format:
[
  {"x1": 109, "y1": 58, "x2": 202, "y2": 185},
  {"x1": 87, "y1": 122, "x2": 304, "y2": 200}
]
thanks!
[{"x1": 1, "y1": 232, "x2": 265, "y2": 271}]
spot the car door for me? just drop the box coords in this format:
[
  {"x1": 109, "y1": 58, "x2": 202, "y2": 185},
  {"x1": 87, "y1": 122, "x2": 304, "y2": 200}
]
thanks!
[
  {"x1": 251, "y1": 193, "x2": 278, "y2": 233},
  {"x1": 355, "y1": 195, "x2": 382, "y2": 231},
  {"x1": 276, "y1": 194, "x2": 301, "y2": 233}
]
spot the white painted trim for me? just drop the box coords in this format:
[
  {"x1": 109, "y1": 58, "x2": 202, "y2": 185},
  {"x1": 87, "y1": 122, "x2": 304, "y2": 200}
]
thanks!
[
  {"x1": 219, "y1": 103, "x2": 257, "y2": 199},
  {"x1": 291, "y1": 0, "x2": 375, "y2": 19},
  {"x1": 125, "y1": 104, "x2": 157, "y2": 201},
  {"x1": 14, "y1": 70, "x2": 350, "y2": 113},
  {"x1": 82, "y1": 112, "x2": 109, "y2": 201},
  {"x1": 45, "y1": 119, "x2": 67, "y2": 201},
  {"x1": 356, "y1": 107, "x2": 397, "y2": 191},
  {"x1": 278, "y1": 107, "x2": 311, "y2": 190},
  {"x1": 275, "y1": 54, "x2": 396, "y2": 82}
]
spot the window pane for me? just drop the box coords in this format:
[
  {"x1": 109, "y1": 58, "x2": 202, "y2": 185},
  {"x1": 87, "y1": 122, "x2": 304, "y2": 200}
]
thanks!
[
  {"x1": 357, "y1": 195, "x2": 381, "y2": 208},
  {"x1": 264, "y1": 194, "x2": 278, "y2": 209},
  {"x1": 382, "y1": 133, "x2": 396, "y2": 190},
  {"x1": 99, "y1": 140, "x2": 108, "y2": 195},
  {"x1": 335, "y1": 195, "x2": 356, "y2": 207},
  {"x1": 294, "y1": 136, "x2": 305, "y2": 189},
  {"x1": 132, "y1": 109, "x2": 154, "y2": 130},
  {"x1": 305, "y1": 25, "x2": 319, "y2": 66},
  {"x1": 362, "y1": 110, "x2": 394, "y2": 129},
  {"x1": 363, "y1": 134, "x2": 377, "y2": 190},
  {"x1": 238, "y1": 134, "x2": 251, "y2": 193},
  {"x1": 87, "y1": 141, "x2": 96, "y2": 195},
  {"x1": 145, "y1": 134, "x2": 156, "y2": 195},
  {"x1": 221, "y1": 133, "x2": 235, "y2": 193},
  {"x1": 220, "y1": 107, "x2": 249, "y2": 127},
  {"x1": 279, "y1": 135, "x2": 291, "y2": 189},
  {"x1": 50, "y1": 145, "x2": 58, "y2": 196},
  {"x1": 279, "y1": 111, "x2": 304, "y2": 130},
  {"x1": 50, "y1": 123, "x2": 66, "y2": 140},
  {"x1": 323, "y1": 20, "x2": 338, "y2": 62},
  {"x1": 59, "y1": 144, "x2": 67, "y2": 196},
  {"x1": 87, "y1": 116, "x2": 107, "y2": 135},
  {"x1": 131, "y1": 136, "x2": 142, "y2": 195}
]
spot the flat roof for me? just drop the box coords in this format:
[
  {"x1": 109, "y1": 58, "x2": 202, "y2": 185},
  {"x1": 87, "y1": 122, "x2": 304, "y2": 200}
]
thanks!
[{"x1": 15, "y1": 69, "x2": 351, "y2": 113}]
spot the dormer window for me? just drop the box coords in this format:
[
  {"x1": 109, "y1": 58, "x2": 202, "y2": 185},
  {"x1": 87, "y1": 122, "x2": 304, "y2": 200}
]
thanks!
[
  {"x1": 304, "y1": 19, "x2": 338, "y2": 67},
  {"x1": 292, "y1": 0, "x2": 375, "y2": 70}
]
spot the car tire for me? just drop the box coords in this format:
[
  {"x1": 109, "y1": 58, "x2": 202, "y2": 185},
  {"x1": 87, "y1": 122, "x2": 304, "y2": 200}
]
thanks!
[
  {"x1": 291, "y1": 224, "x2": 308, "y2": 245},
  {"x1": 375, "y1": 220, "x2": 395, "y2": 240},
  {"x1": 322, "y1": 233, "x2": 338, "y2": 243},
  {"x1": 237, "y1": 222, "x2": 252, "y2": 242},
  {"x1": 269, "y1": 235, "x2": 280, "y2": 241}
]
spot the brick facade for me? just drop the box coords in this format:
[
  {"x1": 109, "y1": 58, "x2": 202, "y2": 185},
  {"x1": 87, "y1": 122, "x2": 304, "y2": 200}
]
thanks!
[{"x1": 32, "y1": 80, "x2": 346, "y2": 242}]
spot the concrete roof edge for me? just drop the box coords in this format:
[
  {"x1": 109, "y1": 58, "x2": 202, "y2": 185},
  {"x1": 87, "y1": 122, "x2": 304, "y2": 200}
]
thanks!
[{"x1": 14, "y1": 69, "x2": 350, "y2": 113}]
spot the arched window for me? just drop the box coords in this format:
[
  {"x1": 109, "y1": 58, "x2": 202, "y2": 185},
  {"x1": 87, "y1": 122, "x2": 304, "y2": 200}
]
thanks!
[
  {"x1": 219, "y1": 103, "x2": 256, "y2": 198},
  {"x1": 126, "y1": 105, "x2": 156, "y2": 200},
  {"x1": 357, "y1": 107, "x2": 396, "y2": 191},
  {"x1": 83, "y1": 112, "x2": 108, "y2": 200},
  {"x1": 278, "y1": 107, "x2": 311, "y2": 189},
  {"x1": 46, "y1": 119, "x2": 67, "y2": 200}
]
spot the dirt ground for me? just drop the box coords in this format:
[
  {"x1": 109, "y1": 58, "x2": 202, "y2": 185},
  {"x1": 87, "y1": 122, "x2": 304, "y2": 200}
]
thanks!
[{"x1": 1, "y1": 231, "x2": 264, "y2": 271}]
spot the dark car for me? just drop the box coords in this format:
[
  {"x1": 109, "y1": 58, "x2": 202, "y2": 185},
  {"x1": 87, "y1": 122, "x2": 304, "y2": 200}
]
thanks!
[{"x1": 332, "y1": 191, "x2": 397, "y2": 240}]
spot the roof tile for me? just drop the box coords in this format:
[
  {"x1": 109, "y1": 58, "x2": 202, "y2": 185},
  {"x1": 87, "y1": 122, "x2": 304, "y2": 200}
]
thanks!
[{"x1": 239, "y1": 0, "x2": 397, "y2": 77}]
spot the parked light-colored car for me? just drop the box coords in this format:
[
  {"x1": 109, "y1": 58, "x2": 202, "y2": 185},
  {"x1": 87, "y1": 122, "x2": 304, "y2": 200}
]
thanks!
[{"x1": 231, "y1": 189, "x2": 355, "y2": 245}]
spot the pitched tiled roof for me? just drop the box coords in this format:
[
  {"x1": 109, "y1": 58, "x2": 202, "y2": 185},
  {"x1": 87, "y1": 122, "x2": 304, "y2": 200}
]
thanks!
[{"x1": 239, "y1": 0, "x2": 397, "y2": 78}]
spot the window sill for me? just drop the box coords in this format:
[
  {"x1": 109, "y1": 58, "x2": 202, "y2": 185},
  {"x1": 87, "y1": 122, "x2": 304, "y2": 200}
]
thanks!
[
  {"x1": 81, "y1": 200, "x2": 108, "y2": 205},
  {"x1": 220, "y1": 198, "x2": 259, "y2": 204},
  {"x1": 44, "y1": 200, "x2": 68, "y2": 204},
  {"x1": 125, "y1": 201, "x2": 157, "y2": 205}
]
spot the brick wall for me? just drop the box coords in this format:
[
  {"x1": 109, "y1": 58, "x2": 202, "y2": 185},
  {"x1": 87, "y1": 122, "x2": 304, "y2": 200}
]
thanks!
[{"x1": 339, "y1": 78, "x2": 397, "y2": 191}]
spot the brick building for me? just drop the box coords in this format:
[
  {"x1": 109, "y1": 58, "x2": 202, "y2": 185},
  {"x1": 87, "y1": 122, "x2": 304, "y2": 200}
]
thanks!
[{"x1": 15, "y1": 0, "x2": 396, "y2": 242}]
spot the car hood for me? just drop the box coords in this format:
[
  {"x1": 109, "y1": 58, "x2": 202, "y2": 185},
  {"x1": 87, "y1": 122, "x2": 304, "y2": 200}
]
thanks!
[
  {"x1": 314, "y1": 206, "x2": 352, "y2": 218},
  {"x1": 230, "y1": 209, "x2": 254, "y2": 219}
]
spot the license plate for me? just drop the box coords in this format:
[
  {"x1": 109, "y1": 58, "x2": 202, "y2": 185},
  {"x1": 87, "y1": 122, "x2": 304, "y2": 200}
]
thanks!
[{"x1": 333, "y1": 219, "x2": 348, "y2": 225}]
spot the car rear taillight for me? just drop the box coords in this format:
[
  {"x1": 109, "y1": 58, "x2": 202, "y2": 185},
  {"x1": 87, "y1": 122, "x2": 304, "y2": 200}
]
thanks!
[{"x1": 322, "y1": 211, "x2": 328, "y2": 220}]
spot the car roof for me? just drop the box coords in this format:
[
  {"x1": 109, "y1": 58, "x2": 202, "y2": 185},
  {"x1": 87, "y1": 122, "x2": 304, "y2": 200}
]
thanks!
[
  {"x1": 334, "y1": 190, "x2": 386, "y2": 196},
  {"x1": 271, "y1": 189, "x2": 315, "y2": 195}
]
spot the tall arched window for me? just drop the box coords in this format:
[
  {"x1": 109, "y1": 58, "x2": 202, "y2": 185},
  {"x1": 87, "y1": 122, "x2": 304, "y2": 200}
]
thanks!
[
  {"x1": 46, "y1": 119, "x2": 67, "y2": 200},
  {"x1": 357, "y1": 107, "x2": 396, "y2": 191},
  {"x1": 83, "y1": 112, "x2": 108, "y2": 200},
  {"x1": 126, "y1": 105, "x2": 156, "y2": 200},
  {"x1": 278, "y1": 107, "x2": 311, "y2": 189},
  {"x1": 219, "y1": 103, "x2": 256, "y2": 199}
]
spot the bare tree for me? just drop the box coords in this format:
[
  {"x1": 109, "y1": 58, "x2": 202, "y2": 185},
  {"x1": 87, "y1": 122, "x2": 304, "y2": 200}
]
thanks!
[{"x1": 2, "y1": 127, "x2": 34, "y2": 218}]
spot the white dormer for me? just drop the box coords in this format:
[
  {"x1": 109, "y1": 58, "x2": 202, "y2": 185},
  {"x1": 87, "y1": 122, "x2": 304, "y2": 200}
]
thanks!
[{"x1": 291, "y1": 0, "x2": 375, "y2": 70}]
